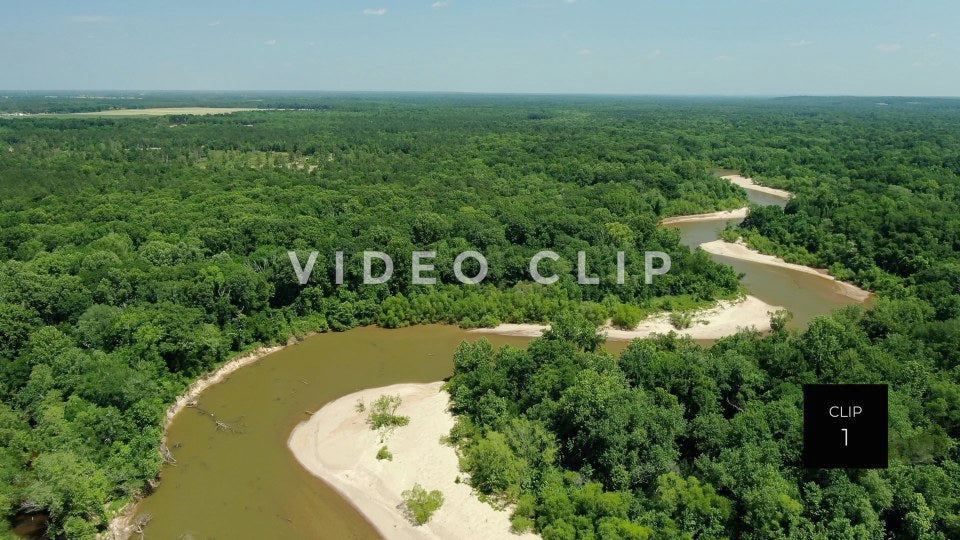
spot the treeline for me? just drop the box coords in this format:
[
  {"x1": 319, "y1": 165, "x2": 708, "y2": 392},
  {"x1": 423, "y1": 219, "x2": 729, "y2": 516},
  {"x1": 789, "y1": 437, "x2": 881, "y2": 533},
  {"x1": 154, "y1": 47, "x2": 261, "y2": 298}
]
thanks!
[
  {"x1": 733, "y1": 176, "x2": 959, "y2": 320},
  {"x1": 448, "y1": 306, "x2": 960, "y2": 539}
]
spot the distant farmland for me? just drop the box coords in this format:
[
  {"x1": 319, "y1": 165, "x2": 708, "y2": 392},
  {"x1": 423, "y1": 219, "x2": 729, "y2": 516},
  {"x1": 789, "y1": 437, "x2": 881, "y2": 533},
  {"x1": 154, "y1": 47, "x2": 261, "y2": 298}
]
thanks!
[{"x1": 69, "y1": 107, "x2": 262, "y2": 116}]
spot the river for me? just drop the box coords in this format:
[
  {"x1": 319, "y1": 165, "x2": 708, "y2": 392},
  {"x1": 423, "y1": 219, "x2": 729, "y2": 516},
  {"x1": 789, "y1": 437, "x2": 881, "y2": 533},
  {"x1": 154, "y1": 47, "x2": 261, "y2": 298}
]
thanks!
[
  {"x1": 668, "y1": 181, "x2": 864, "y2": 329},
  {"x1": 132, "y1": 327, "x2": 630, "y2": 539},
  {"x1": 128, "y1": 176, "x2": 867, "y2": 538}
]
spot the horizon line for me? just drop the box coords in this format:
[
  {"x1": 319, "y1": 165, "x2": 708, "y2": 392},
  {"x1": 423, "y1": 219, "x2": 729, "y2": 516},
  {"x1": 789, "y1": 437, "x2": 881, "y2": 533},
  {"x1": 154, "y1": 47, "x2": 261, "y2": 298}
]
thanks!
[{"x1": 3, "y1": 90, "x2": 960, "y2": 100}]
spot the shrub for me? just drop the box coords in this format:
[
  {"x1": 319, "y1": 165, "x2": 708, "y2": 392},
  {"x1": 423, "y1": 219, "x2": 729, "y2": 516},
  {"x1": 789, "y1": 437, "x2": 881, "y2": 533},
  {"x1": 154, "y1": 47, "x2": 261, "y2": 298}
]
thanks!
[
  {"x1": 511, "y1": 515, "x2": 535, "y2": 533},
  {"x1": 478, "y1": 314, "x2": 501, "y2": 328},
  {"x1": 511, "y1": 493, "x2": 537, "y2": 533},
  {"x1": 376, "y1": 445, "x2": 392, "y2": 461},
  {"x1": 669, "y1": 310, "x2": 693, "y2": 330},
  {"x1": 719, "y1": 228, "x2": 740, "y2": 242},
  {"x1": 368, "y1": 395, "x2": 410, "y2": 430},
  {"x1": 611, "y1": 304, "x2": 643, "y2": 329},
  {"x1": 401, "y1": 483, "x2": 444, "y2": 525},
  {"x1": 770, "y1": 309, "x2": 793, "y2": 332},
  {"x1": 460, "y1": 431, "x2": 524, "y2": 500}
]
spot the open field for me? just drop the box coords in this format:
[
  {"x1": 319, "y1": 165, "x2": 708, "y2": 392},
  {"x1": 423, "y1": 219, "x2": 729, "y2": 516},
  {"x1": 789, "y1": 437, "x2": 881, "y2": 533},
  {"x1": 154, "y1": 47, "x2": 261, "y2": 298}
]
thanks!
[{"x1": 67, "y1": 107, "x2": 262, "y2": 116}]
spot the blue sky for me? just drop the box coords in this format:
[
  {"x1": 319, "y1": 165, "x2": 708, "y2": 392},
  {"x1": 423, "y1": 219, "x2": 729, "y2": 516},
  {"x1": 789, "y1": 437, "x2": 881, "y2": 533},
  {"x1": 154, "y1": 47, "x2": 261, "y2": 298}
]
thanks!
[{"x1": 0, "y1": 0, "x2": 957, "y2": 95}]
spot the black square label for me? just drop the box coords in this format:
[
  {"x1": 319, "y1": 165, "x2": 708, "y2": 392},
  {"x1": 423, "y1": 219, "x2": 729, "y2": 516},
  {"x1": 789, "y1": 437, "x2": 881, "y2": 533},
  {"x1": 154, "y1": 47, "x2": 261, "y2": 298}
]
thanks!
[{"x1": 803, "y1": 384, "x2": 888, "y2": 468}]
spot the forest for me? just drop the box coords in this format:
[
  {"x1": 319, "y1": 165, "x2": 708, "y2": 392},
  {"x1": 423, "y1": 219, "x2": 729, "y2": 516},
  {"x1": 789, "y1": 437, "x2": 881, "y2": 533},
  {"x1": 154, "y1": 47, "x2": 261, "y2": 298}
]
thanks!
[
  {"x1": 448, "y1": 305, "x2": 959, "y2": 539},
  {"x1": 1, "y1": 93, "x2": 959, "y2": 537}
]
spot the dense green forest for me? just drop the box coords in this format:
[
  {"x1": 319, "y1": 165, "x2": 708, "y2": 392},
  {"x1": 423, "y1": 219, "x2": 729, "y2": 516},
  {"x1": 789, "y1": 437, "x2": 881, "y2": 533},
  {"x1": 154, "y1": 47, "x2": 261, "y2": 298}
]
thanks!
[
  {"x1": 443, "y1": 97, "x2": 960, "y2": 539},
  {"x1": 448, "y1": 306, "x2": 959, "y2": 539},
  {"x1": 0, "y1": 95, "x2": 747, "y2": 537},
  {"x1": 1, "y1": 94, "x2": 959, "y2": 537}
]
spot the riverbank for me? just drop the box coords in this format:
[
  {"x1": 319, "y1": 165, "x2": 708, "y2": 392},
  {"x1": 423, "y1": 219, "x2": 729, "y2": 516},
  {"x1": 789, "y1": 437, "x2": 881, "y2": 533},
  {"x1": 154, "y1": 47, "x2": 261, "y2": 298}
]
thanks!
[
  {"x1": 289, "y1": 382, "x2": 536, "y2": 540},
  {"x1": 660, "y1": 207, "x2": 748, "y2": 225},
  {"x1": 700, "y1": 239, "x2": 872, "y2": 302},
  {"x1": 721, "y1": 174, "x2": 792, "y2": 200},
  {"x1": 474, "y1": 294, "x2": 782, "y2": 341},
  {"x1": 102, "y1": 340, "x2": 291, "y2": 540}
]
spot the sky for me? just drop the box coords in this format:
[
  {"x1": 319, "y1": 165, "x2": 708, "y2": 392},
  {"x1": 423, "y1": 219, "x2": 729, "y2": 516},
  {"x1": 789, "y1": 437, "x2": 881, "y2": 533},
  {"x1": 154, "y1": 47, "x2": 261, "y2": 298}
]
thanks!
[{"x1": 0, "y1": 0, "x2": 957, "y2": 96}]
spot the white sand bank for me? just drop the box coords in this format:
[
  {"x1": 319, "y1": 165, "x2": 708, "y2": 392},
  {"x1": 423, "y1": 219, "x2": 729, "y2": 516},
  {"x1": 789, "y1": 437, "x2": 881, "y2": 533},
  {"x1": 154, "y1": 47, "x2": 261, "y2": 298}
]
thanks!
[
  {"x1": 659, "y1": 173, "x2": 790, "y2": 226},
  {"x1": 660, "y1": 207, "x2": 748, "y2": 225},
  {"x1": 721, "y1": 174, "x2": 792, "y2": 201},
  {"x1": 288, "y1": 383, "x2": 537, "y2": 540},
  {"x1": 700, "y1": 239, "x2": 871, "y2": 302},
  {"x1": 473, "y1": 294, "x2": 783, "y2": 341},
  {"x1": 607, "y1": 295, "x2": 782, "y2": 339}
]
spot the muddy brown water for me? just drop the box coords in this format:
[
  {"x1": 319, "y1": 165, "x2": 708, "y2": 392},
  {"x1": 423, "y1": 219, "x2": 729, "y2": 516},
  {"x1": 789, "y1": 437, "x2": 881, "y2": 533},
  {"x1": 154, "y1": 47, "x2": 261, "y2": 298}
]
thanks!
[
  {"x1": 133, "y1": 327, "x2": 628, "y2": 539},
  {"x1": 668, "y1": 186, "x2": 866, "y2": 328}
]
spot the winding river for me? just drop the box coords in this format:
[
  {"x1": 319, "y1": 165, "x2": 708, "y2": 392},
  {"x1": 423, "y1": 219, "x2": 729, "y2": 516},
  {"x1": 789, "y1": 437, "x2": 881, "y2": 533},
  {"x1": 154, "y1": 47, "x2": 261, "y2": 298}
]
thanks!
[
  {"x1": 669, "y1": 178, "x2": 866, "y2": 329},
  {"x1": 127, "y1": 176, "x2": 867, "y2": 538},
  {"x1": 132, "y1": 327, "x2": 538, "y2": 539}
]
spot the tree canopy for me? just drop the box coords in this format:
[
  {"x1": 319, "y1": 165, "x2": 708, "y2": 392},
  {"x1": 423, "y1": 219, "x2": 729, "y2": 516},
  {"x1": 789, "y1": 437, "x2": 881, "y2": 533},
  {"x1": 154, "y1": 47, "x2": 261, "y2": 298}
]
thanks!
[{"x1": 1, "y1": 93, "x2": 959, "y2": 537}]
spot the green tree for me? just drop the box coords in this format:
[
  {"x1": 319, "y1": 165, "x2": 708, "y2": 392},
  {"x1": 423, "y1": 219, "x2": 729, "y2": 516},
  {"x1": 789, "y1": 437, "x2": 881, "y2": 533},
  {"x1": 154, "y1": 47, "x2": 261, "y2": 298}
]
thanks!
[{"x1": 401, "y1": 484, "x2": 444, "y2": 525}]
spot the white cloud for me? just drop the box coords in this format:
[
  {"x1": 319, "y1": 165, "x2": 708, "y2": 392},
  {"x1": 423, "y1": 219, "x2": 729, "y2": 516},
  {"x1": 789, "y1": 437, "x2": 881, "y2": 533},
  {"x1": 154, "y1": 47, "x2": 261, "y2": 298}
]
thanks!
[
  {"x1": 577, "y1": 48, "x2": 591, "y2": 56},
  {"x1": 363, "y1": 8, "x2": 387, "y2": 15},
  {"x1": 929, "y1": 32, "x2": 940, "y2": 39},
  {"x1": 264, "y1": 39, "x2": 277, "y2": 46},
  {"x1": 564, "y1": 0, "x2": 577, "y2": 3},
  {"x1": 789, "y1": 39, "x2": 813, "y2": 47},
  {"x1": 68, "y1": 15, "x2": 110, "y2": 23},
  {"x1": 875, "y1": 43, "x2": 902, "y2": 53},
  {"x1": 208, "y1": 20, "x2": 221, "y2": 27},
  {"x1": 432, "y1": 1, "x2": 449, "y2": 7},
  {"x1": 645, "y1": 48, "x2": 661, "y2": 60},
  {"x1": 714, "y1": 55, "x2": 733, "y2": 62}
]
